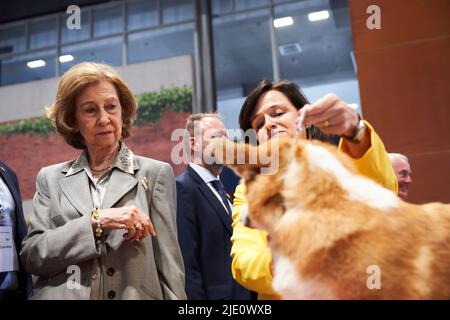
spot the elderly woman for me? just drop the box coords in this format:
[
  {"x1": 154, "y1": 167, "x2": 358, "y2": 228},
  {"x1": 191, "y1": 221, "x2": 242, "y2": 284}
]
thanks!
[
  {"x1": 20, "y1": 62, "x2": 186, "y2": 300},
  {"x1": 230, "y1": 79, "x2": 397, "y2": 299}
]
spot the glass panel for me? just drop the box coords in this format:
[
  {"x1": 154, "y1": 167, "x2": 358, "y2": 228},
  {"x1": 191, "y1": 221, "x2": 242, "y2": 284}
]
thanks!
[
  {"x1": 162, "y1": 0, "x2": 194, "y2": 24},
  {"x1": 213, "y1": 9, "x2": 273, "y2": 100},
  {"x1": 0, "y1": 49, "x2": 56, "y2": 86},
  {"x1": 61, "y1": 10, "x2": 90, "y2": 43},
  {"x1": 0, "y1": 25, "x2": 26, "y2": 54},
  {"x1": 60, "y1": 36, "x2": 122, "y2": 74},
  {"x1": 128, "y1": 0, "x2": 158, "y2": 31},
  {"x1": 217, "y1": 96, "x2": 246, "y2": 139},
  {"x1": 128, "y1": 23, "x2": 193, "y2": 64},
  {"x1": 93, "y1": 4, "x2": 123, "y2": 37},
  {"x1": 29, "y1": 18, "x2": 57, "y2": 49},
  {"x1": 235, "y1": 0, "x2": 270, "y2": 10},
  {"x1": 274, "y1": 0, "x2": 360, "y2": 106},
  {"x1": 212, "y1": 0, "x2": 233, "y2": 14}
]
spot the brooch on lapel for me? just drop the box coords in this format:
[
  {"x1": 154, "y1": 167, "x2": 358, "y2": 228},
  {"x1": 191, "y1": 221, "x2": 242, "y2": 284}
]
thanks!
[{"x1": 141, "y1": 177, "x2": 149, "y2": 191}]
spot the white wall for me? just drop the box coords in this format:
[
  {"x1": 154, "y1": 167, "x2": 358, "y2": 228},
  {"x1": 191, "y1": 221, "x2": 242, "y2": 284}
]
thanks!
[{"x1": 0, "y1": 55, "x2": 194, "y2": 123}]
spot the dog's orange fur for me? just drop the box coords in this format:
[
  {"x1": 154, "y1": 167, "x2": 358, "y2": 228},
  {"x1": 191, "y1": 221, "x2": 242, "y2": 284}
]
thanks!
[{"x1": 212, "y1": 138, "x2": 450, "y2": 299}]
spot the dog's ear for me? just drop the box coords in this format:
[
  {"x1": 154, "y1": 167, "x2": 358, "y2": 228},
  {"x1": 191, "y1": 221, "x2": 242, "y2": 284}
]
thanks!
[{"x1": 210, "y1": 138, "x2": 263, "y2": 181}]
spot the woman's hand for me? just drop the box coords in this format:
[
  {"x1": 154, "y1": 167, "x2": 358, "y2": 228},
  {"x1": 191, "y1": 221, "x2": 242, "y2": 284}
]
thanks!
[
  {"x1": 299, "y1": 93, "x2": 359, "y2": 137},
  {"x1": 298, "y1": 93, "x2": 371, "y2": 158},
  {"x1": 91, "y1": 206, "x2": 156, "y2": 242}
]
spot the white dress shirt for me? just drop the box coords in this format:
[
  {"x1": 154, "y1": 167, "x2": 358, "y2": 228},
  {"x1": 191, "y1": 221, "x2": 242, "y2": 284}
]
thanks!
[{"x1": 189, "y1": 163, "x2": 232, "y2": 214}]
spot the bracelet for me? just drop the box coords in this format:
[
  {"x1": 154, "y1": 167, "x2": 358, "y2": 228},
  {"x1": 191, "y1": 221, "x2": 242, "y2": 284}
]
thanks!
[
  {"x1": 91, "y1": 208, "x2": 103, "y2": 238},
  {"x1": 343, "y1": 118, "x2": 366, "y2": 144}
]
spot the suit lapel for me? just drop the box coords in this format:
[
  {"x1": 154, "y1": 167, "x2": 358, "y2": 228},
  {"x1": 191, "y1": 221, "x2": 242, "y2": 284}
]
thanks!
[
  {"x1": 101, "y1": 169, "x2": 138, "y2": 209},
  {"x1": 188, "y1": 166, "x2": 232, "y2": 235},
  {"x1": 59, "y1": 171, "x2": 94, "y2": 216},
  {"x1": 60, "y1": 168, "x2": 138, "y2": 215},
  {"x1": 60, "y1": 143, "x2": 139, "y2": 215}
]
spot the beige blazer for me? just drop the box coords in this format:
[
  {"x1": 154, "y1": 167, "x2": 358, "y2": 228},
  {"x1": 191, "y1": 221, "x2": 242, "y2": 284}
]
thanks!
[{"x1": 20, "y1": 145, "x2": 186, "y2": 300}]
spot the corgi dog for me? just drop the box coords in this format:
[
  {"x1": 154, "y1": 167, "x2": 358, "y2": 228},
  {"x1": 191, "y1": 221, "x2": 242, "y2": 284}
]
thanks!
[{"x1": 212, "y1": 137, "x2": 450, "y2": 299}]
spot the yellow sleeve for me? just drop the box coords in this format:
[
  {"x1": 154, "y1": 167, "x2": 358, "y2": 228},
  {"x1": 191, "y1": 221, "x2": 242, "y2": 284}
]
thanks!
[
  {"x1": 338, "y1": 120, "x2": 398, "y2": 194},
  {"x1": 230, "y1": 184, "x2": 280, "y2": 299}
]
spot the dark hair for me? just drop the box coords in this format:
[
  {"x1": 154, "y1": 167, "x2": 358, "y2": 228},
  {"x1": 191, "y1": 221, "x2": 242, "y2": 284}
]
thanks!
[{"x1": 238, "y1": 79, "x2": 337, "y2": 144}]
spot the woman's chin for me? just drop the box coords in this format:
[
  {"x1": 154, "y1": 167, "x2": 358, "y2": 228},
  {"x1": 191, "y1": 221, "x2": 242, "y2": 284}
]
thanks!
[{"x1": 272, "y1": 132, "x2": 289, "y2": 139}]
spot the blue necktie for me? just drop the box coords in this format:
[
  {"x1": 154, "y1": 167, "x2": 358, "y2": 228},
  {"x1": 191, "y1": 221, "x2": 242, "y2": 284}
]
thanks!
[{"x1": 211, "y1": 179, "x2": 232, "y2": 216}]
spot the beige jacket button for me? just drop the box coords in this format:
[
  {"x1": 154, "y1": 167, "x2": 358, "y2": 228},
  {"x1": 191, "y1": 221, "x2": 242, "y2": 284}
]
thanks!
[
  {"x1": 108, "y1": 290, "x2": 116, "y2": 299},
  {"x1": 107, "y1": 267, "x2": 115, "y2": 276}
]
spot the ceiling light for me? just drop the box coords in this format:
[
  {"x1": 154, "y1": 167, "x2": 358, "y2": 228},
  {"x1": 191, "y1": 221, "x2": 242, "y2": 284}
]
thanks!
[
  {"x1": 308, "y1": 10, "x2": 330, "y2": 22},
  {"x1": 274, "y1": 16, "x2": 294, "y2": 28},
  {"x1": 27, "y1": 59, "x2": 46, "y2": 68},
  {"x1": 59, "y1": 54, "x2": 74, "y2": 63}
]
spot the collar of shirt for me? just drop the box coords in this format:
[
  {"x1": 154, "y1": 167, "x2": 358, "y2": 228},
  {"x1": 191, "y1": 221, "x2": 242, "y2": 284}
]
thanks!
[
  {"x1": 65, "y1": 141, "x2": 135, "y2": 177},
  {"x1": 189, "y1": 163, "x2": 219, "y2": 184},
  {"x1": 189, "y1": 163, "x2": 232, "y2": 214}
]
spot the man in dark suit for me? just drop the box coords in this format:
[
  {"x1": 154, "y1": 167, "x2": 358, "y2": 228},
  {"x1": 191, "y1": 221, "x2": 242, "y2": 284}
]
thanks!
[
  {"x1": 176, "y1": 113, "x2": 251, "y2": 300},
  {"x1": 0, "y1": 160, "x2": 30, "y2": 300}
]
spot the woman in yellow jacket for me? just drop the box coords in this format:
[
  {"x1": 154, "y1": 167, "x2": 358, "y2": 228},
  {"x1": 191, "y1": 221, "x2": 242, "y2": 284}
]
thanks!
[{"x1": 230, "y1": 80, "x2": 397, "y2": 299}]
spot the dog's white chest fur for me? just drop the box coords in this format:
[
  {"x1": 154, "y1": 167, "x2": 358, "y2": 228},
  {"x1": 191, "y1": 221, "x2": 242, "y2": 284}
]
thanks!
[{"x1": 272, "y1": 254, "x2": 337, "y2": 300}]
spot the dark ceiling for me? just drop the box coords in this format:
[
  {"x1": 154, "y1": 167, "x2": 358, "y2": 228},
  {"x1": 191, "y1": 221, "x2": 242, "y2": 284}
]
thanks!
[
  {"x1": 0, "y1": 0, "x2": 349, "y2": 24},
  {"x1": 0, "y1": 0, "x2": 110, "y2": 24}
]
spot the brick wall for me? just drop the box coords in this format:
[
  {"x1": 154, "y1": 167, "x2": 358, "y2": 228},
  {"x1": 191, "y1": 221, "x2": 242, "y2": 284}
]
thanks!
[{"x1": 0, "y1": 110, "x2": 190, "y2": 200}]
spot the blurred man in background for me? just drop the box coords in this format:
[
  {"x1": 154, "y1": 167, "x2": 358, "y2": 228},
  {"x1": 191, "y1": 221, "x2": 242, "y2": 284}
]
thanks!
[
  {"x1": 389, "y1": 153, "x2": 413, "y2": 201},
  {"x1": 176, "y1": 113, "x2": 252, "y2": 300}
]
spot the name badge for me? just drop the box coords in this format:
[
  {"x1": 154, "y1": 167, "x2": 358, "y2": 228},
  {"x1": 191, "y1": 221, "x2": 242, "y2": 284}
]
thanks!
[{"x1": 0, "y1": 226, "x2": 19, "y2": 272}]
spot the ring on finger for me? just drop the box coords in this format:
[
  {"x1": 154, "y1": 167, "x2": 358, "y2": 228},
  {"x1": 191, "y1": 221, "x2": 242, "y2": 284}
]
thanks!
[{"x1": 135, "y1": 222, "x2": 143, "y2": 231}]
